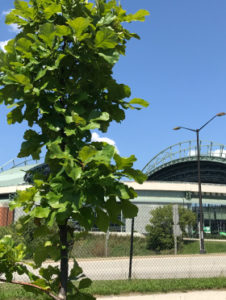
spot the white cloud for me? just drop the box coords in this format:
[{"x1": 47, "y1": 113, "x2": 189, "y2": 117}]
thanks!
[
  {"x1": 1, "y1": 10, "x2": 21, "y2": 33},
  {"x1": 0, "y1": 40, "x2": 9, "y2": 52},
  {"x1": 91, "y1": 132, "x2": 119, "y2": 153},
  {"x1": 211, "y1": 149, "x2": 226, "y2": 158},
  {"x1": 2, "y1": 10, "x2": 11, "y2": 16},
  {"x1": 189, "y1": 148, "x2": 226, "y2": 158},
  {"x1": 9, "y1": 23, "x2": 20, "y2": 33}
]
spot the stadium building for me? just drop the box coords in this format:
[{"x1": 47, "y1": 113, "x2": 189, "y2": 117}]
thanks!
[{"x1": 1, "y1": 140, "x2": 226, "y2": 234}]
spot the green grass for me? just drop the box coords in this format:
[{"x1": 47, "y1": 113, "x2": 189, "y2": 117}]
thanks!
[
  {"x1": 71, "y1": 234, "x2": 226, "y2": 258},
  {"x1": 87, "y1": 277, "x2": 226, "y2": 295},
  {"x1": 180, "y1": 240, "x2": 226, "y2": 255},
  {"x1": 2, "y1": 277, "x2": 226, "y2": 299},
  {"x1": 0, "y1": 283, "x2": 51, "y2": 300},
  {"x1": 71, "y1": 234, "x2": 152, "y2": 258}
]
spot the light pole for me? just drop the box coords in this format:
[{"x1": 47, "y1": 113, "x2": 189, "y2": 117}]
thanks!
[{"x1": 174, "y1": 112, "x2": 226, "y2": 254}]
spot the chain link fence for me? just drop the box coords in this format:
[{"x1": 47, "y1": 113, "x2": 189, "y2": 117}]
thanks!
[{"x1": 1, "y1": 202, "x2": 226, "y2": 282}]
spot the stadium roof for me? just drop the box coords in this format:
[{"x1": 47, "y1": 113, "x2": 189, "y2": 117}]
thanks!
[{"x1": 143, "y1": 140, "x2": 226, "y2": 184}]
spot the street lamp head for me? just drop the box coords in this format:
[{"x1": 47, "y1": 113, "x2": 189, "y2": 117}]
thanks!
[
  {"x1": 216, "y1": 112, "x2": 226, "y2": 117},
  {"x1": 173, "y1": 127, "x2": 181, "y2": 130}
]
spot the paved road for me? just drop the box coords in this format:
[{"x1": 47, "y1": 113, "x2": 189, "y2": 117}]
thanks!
[
  {"x1": 5, "y1": 254, "x2": 226, "y2": 282},
  {"x1": 78, "y1": 254, "x2": 226, "y2": 280}
]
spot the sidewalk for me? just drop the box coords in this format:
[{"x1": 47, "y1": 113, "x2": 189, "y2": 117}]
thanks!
[{"x1": 97, "y1": 290, "x2": 226, "y2": 300}]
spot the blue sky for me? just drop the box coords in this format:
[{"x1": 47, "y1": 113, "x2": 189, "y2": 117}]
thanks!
[{"x1": 0, "y1": 0, "x2": 226, "y2": 170}]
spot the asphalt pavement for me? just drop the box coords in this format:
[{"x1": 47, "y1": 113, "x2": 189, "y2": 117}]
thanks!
[{"x1": 3, "y1": 254, "x2": 226, "y2": 282}]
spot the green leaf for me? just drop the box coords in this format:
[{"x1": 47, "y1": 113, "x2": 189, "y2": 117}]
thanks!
[
  {"x1": 129, "y1": 98, "x2": 149, "y2": 108},
  {"x1": 78, "y1": 146, "x2": 97, "y2": 162},
  {"x1": 121, "y1": 200, "x2": 138, "y2": 218},
  {"x1": 124, "y1": 168, "x2": 147, "y2": 184},
  {"x1": 6, "y1": 73, "x2": 33, "y2": 90},
  {"x1": 39, "y1": 23, "x2": 56, "y2": 48},
  {"x1": 66, "y1": 113, "x2": 86, "y2": 126},
  {"x1": 33, "y1": 247, "x2": 49, "y2": 267},
  {"x1": 81, "y1": 122, "x2": 100, "y2": 131},
  {"x1": 68, "y1": 166, "x2": 82, "y2": 181},
  {"x1": 56, "y1": 25, "x2": 71, "y2": 37},
  {"x1": 5, "y1": 6, "x2": 28, "y2": 25},
  {"x1": 18, "y1": 130, "x2": 42, "y2": 159},
  {"x1": 30, "y1": 207, "x2": 51, "y2": 219},
  {"x1": 114, "y1": 154, "x2": 136, "y2": 169},
  {"x1": 15, "y1": 38, "x2": 33, "y2": 58},
  {"x1": 35, "y1": 54, "x2": 65, "y2": 81},
  {"x1": 39, "y1": 265, "x2": 60, "y2": 281},
  {"x1": 32, "y1": 278, "x2": 50, "y2": 290},
  {"x1": 44, "y1": 4, "x2": 61, "y2": 19},
  {"x1": 78, "y1": 278, "x2": 92, "y2": 289},
  {"x1": 7, "y1": 106, "x2": 23, "y2": 124},
  {"x1": 96, "y1": 208, "x2": 109, "y2": 232},
  {"x1": 4, "y1": 39, "x2": 15, "y2": 54},
  {"x1": 35, "y1": 68, "x2": 47, "y2": 81},
  {"x1": 125, "y1": 9, "x2": 150, "y2": 22},
  {"x1": 105, "y1": 198, "x2": 121, "y2": 220},
  {"x1": 95, "y1": 27, "x2": 118, "y2": 49},
  {"x1": 97, "y1": 13, "x2": 116, "y2": 27},
  {"x1": 99, "y1": 51, "x2": 120, "y2": 64},
  {"x1": 48, "y1": 143, "x2": 64, "y2": 159},
  {"x1": 92, "y1": 144, "x2": 116, "y2": 165},
  {"x1": 46, "y1": 192, "x2": 64, "y2": 209},
  {"x1": 67, "y1": 17, "x2": 90, "y2": 40},
  {"x1": 69, "y1": 259, "x2": 83, "y2": 279},
  {"x1": 73, "y1": 114, "x2": 86, "y2": 126},
  {"x1": 116, "y1": 184, "x2": 131, "y2": 200},
  {"x1": 44, "y1": 241, "x2": 52, "y2": 247},
  {"x1": 107, "y1": 81, "x2": 131, "y2": 100},
  {"x1": 64, "y1": 128, "x2": 76, "y2": 136},
  {"x1": 5, "y1": 11, "x2": 18, "y2": 25},
  {"x1": 89, "y1": 111, "x2": 109, "y2": 122}
]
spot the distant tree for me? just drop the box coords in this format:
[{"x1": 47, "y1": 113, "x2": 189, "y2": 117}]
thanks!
[
  {"x1": 146, "y1": 205, "x2": 196, "y2": 252},
  {"x1": 0, "y1": 0, "x2": 149, "y2": 299}
]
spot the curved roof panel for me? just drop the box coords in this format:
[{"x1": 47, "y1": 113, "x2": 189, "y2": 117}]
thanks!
[
  {"x1": 0, "y1": 164, "x2": 39, "y2": 187},
  {"x1": 0, "y1": 157, "x2": 42, "y2": 187},
  {"x1": 143, "y1": 140, "x2": 226, "y2": 184}
]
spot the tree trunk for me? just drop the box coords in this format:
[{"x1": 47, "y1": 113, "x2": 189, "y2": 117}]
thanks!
[{"x1": 58, "y1": 224, "x2": 68, "y2": 300}]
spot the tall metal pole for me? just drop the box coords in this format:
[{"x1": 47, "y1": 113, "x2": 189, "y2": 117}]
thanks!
[
  {"x1": 128, "y1": 217, "x2": 134, "y2": 280},
  {"x1": 196, "y1": 130, "x2": 205, "y2": 254},
  {"x1": 173, "y1": 112, "x2": 226, "y2": 254}
]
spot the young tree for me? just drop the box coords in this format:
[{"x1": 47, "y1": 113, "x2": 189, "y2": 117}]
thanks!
[
  {"x1": 146, "y1": 205, "x2": 196, "y2": 252},
  {"x1": 0, "y1": 0, "x2": 149, "y2": 299}
]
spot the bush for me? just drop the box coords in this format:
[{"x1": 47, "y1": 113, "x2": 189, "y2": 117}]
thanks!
[
  {"x1": 0, "y1": 216, "x2": 59, "y2": 259},
  {"x1": 146, "y1": 205, "x2": 196, "y2": 252},
  {"x1": 0, "y1": 224, "x2": 25, "y2": 246}
]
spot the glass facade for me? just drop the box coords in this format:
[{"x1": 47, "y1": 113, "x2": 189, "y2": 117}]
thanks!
[{"x1": 192, "y1": 203, "x2": 226, "y2": 235}]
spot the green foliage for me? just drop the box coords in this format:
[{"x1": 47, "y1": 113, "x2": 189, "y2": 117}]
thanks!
[
  {"x1": 14, "y1": 216, "x2": 59, "y2": 259},
  {"x1": 0, "y1": 223, "x2": 25, "y2": 246},
  {"x1": 0, "y1": 234, "x2": 95, "y2": 299},
  {"x1": 0, "y1": 235, "x2": 27, "y2": 281},
  {"x1": 146, "y1": 205, "x2": 196, "y2": 252},
  {"x1": 3, "y1": 277, "x2": 226, "y2": 299},
  {"x1": 0, "y1": 0, "x2": 149, "y2": 298}
]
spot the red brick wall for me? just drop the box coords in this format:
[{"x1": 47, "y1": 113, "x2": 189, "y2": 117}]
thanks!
[{"x1": 0, "y1": 207, "x2": 14, "y2": 226}]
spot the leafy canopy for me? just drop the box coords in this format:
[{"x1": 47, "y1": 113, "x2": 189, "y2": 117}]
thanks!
[{"x1": 0, "y1": 0, "x2": 149, "y2": 298}]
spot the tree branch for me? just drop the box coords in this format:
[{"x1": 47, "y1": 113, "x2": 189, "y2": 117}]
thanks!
[{"x1": 0, "y1": 278, "x2": 59, "y2": 300}]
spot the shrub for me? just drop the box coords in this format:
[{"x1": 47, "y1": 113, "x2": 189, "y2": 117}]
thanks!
[
  {"x1": 11, "y1": 216, "x2": 59, "y2": 259},
  {"x1": 0, "y1": 224, "x2": 25, "y2": 246},
  {"x1": 146, "y1": 205, "x2": 196, "y2": 252}
]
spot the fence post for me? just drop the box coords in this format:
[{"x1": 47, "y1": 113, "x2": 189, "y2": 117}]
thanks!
[
  {"x1": 105, "y1": 229, "x2": 109, "y2": 257},
  {"x1": 128, "y1": 217, "x2": 134, "y2": 280}
]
